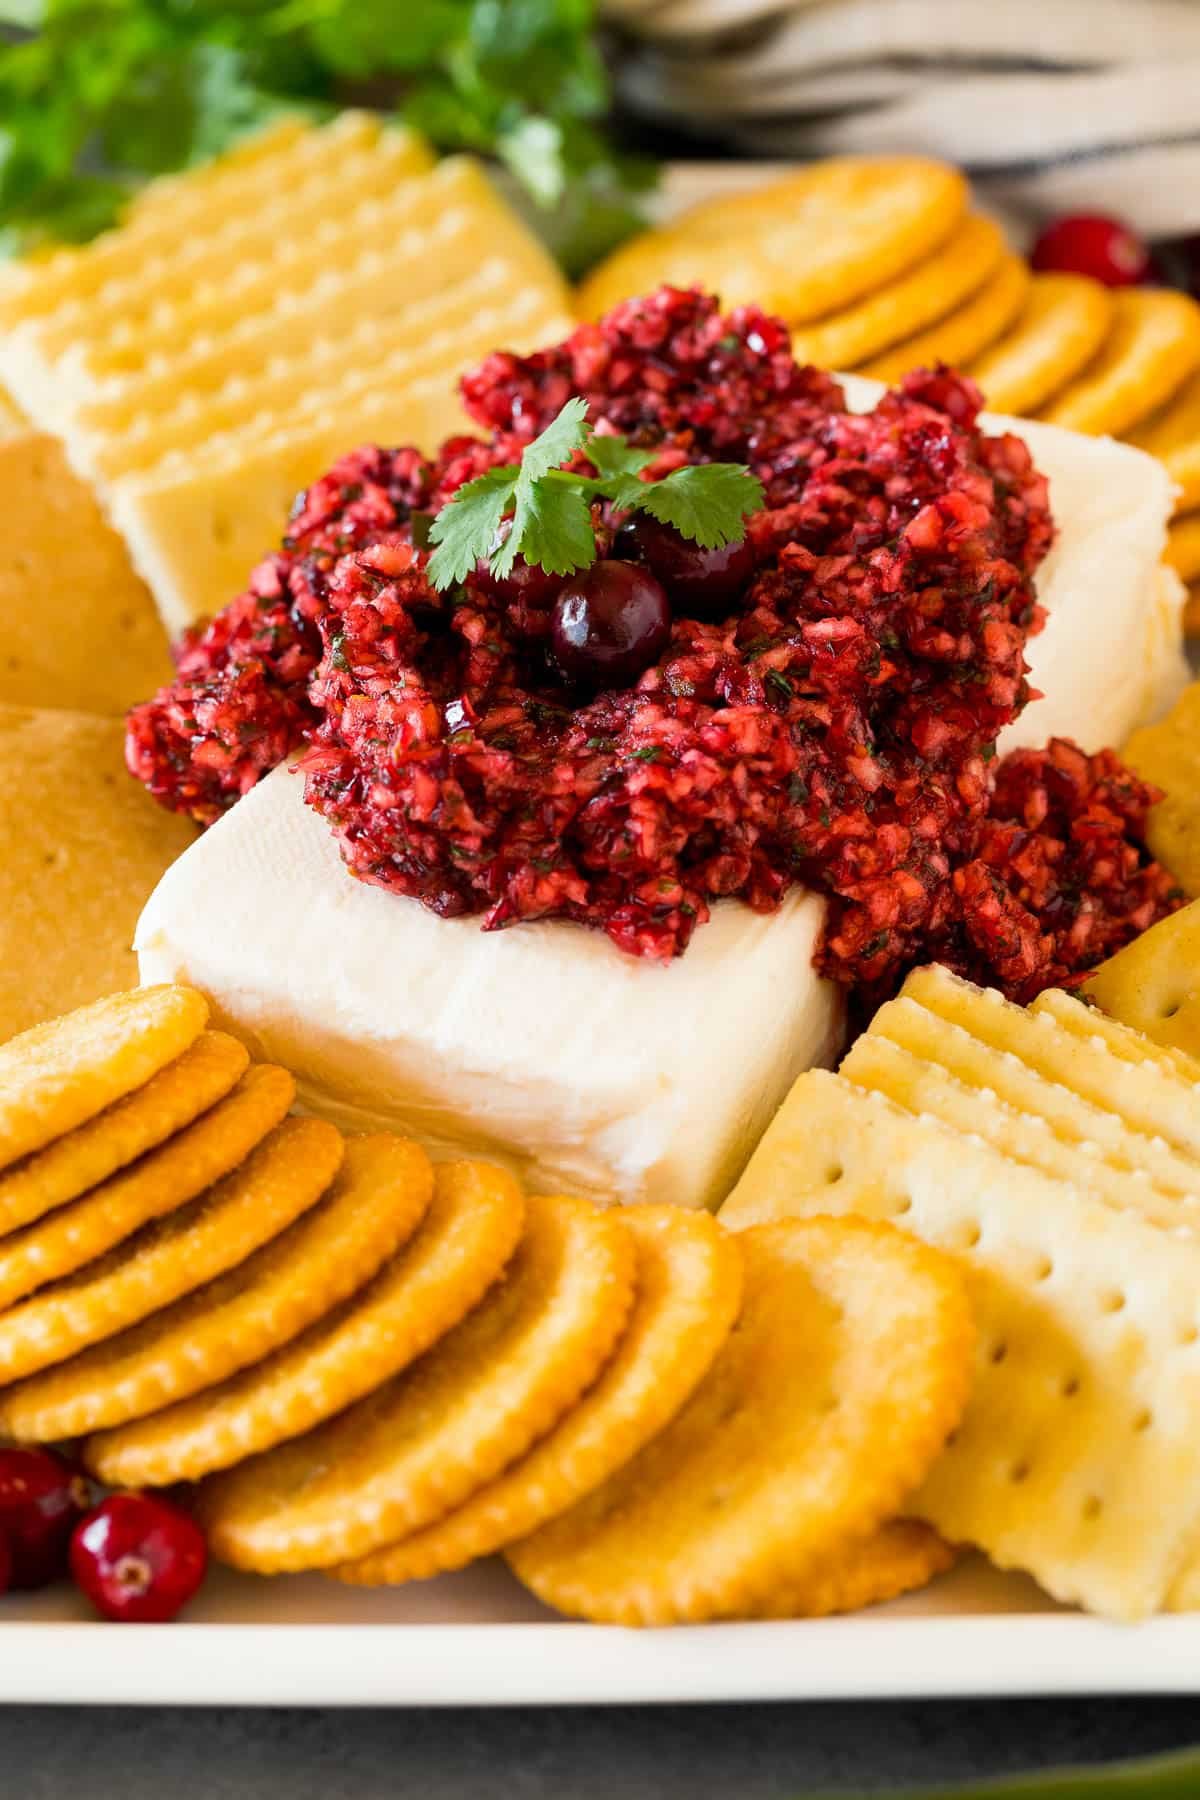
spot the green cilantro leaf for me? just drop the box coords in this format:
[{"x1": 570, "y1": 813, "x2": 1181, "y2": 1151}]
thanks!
[
  {"x1": 426, "y1": 466, "x2": 517, "y2": 589},
  {"x1": 509, "y1": 480, "x2": 595, "y2": 578},
  {"x1": 426, "y1": 398, "x2": 764, "y2": 592},
  {"x1": 490, "y1": 395, "x2": 590, "y2": 579},
  {"x1": 633, "y1": 463, "x2": 766, "y2": 549}
]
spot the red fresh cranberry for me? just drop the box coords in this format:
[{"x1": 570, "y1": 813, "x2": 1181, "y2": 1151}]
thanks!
[
  {"x1": 551, "y1": 559, "x2": 671, "y2": 689},
  {"x1": 71, "y1": 1493, "x2": 207, "y2": 1624},
  {"x1": 1030, "y1": 213, "x2": 1151, "y2": 287},
  {"x1": 615, "y1": 516, "x2": 755, "y2": 619},
  {"x1": 475, "y1": 522, "x2": 564, "y2": 612},
  {"x1": 0, "y1": 1447, "x2": 88, "y2": 1589}
]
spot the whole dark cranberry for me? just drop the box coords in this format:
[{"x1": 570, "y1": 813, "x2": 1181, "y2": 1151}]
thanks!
[
  {"x1": 615, "y1": 516, "x2": 754, "y2": 619},
  {"x1": 551, "y1": 559, "x2": 671, "y2": 690},
  {"x1": 0, "y1": 1447, "x2": 88, "y2": 1589},
  {"x1": 71, "y1": 1494, "x2": 208, "y2": 1624}
]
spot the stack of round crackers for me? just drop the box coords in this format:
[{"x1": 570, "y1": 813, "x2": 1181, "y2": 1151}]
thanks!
[
  {"x1": 581, "y1": 158, "x2": 1200, "y2": 631},
  {"x1": 0, "y1": 984, "x2": 976, "y2": 1624}
]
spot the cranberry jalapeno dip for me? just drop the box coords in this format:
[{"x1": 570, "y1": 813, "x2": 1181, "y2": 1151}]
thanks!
[{"x1": 126, "y1": 286, "x2": 1181, "y2": 1004}]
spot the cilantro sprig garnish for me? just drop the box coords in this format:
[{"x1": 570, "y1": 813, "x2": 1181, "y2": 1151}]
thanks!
[{"x1": 426, "y1": 397, "x2": 765, "y2": 591}]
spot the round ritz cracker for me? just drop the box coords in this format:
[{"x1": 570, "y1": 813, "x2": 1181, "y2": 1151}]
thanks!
[
  {"x1": 0, "y1": 1063, "x2": 293, "y2": 1312},
  {"x1": 197, "y1": 1192, "x2": 637, "y2": 1574},
  {"x1": 0, "y1": 1030, "x2": 248, "y2": 1236},
  {"x1": 859, "y1": 254, "x2": 1030, "y2": 386},
  {"x1": 335, "y1": 1203, "x2": 744, "y2": 1586},
  {"x1": 968, "y1": 273, "x2": 1114, "y2": 417},
  {"x1": 747, "y1": 1519, "x2": 957, "y2": 1621},
  {"x1": 506, "y1": 1215, "x2": 974, "y2": 1626},
  {"x1": 0, "y1": 1134, "x2": 432, "y2": 1444},
  {"x1": 788, "y1": 213, "x2": 1004, "y2": 373},
  {"x1": 86, "y1": 1159, "x2": 526, "y2": 1489},
  {"x1": 0, "y1": 1114, "x2": 343, "y2": 1386},
  {"x1": 1039, "y1": 287, "x2": 1200, "y2": 437},
  {"x1": 0, "y1": 985, "x2": 208, "y2": 1172},
  {"x1": 1127, "y1": 367, "x2": 1200, "y2": 514},
  {"x1": 577, "y1": 158, "x2": 968, "y2": 325}
]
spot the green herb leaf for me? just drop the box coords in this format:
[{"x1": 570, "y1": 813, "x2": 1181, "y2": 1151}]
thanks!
[
  {"x1": 490, "y1": 395, "x2": 590, "y2": 579},
  {"x1": 426, "y1": 466, "x2": 517, "y2": 589},
  {"x1": 584, "y1": 433, "x2": 655, "y2": 481},
  {"x1": 633, "y1": 462, "x2": 767, "y2": 549}
]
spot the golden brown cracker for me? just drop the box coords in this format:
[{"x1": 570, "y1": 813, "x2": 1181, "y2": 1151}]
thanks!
[
  {"x1": 3, "y1": 1135, "x2": 431, "y2": 1444},
  {"x1": 1082, "y1": 901, "x2": 1200, "y2": 1068},
  {"x1": 789, "y1": 214, "x2": 1004, "y2": 370},
  {"x1": 0, "y1": 710, "x2": 197, "y2": 1046},
  {"x1": 1123, "y1": 679, "x2": 1200, "y2": 895},
  {"x1": 198, "y1": 1193, "x2": 637, "y2": 1574},
  {"x1": 507, "y1": 1217, "x2": 973, "y2": 1626},
  {"x1": 86, "y1": 1159, "x2": 525, "y2": 1489},
  {"x1": 1040, "y1": 288, "x2": 1200, "y2": 437},
  {"x1": 859, "y1": 254, "x2": 1031, "y2": 385},
  {"x1": 1128, "y1": 366, "x2": 1200, "y2": 512},
  {"x1": 748, "y1": 1520, "x2": 957, "y2": 1620},
  {"x1": 335, "y1": 1205, "x2": 744, "y2": 1585},
  {"x1": 969, "y1": 273, "x2": 1114, "y2": 416},
  {"x1": 1167, "y1": 512, "x2": 1200, "y2": 582},
  {"x1": 0, "y1": 1031, "x2": 247, "y2": 1237},
  {"x1": 0, "y1": 1114, "x2": 341, "y2": 1385},
  {"x1": 577, "y1": 158, "x2": 968, "y2": 325},
  {"x1": 0, "y1": 982, "x2": 206, "y2": 1172},
  {"x1": 0, "y1": 431, "x2": 173, "y2": 714},
  {"x1": 0, "y1": 1063, "x2": 293, "y2": 1311}
]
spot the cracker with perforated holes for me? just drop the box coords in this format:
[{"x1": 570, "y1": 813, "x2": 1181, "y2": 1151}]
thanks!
[
  {"x1": 788, "y1": 214, "x2": 1004, "y2": 371},
  {"x1": 198, "y1": 1193, "x2": 635, "y2": 1574},
  {"x1": 0, "y1": 1031, "x2": 247, "y2": 1237},
  {"x1": 85, "y1": 1159, "x2": 525, "y2": 1489},
  {"x1": 0, "y1": 1134, "x2": 431, "y2": 1444},
  {"x1": 859, "y1": 255, "x2": 1029, "y2": 384},
  {"x1": 0, "y1": 1062, "x2": 293, "y2": 1311},
  {"x1": 1032, "y1": 985, "x2": 1200, "y2": 1087},
  {"x1": 899, "y1": 965, "x2": 1200, "y2": 1160},
  {"x1": 334, "y1": 1204, "x2": 744, "y2": 1586},
  {"x1": 865, "y1": 986, "x2": 1200, "y2": 1200},
  {"x1": 1081, "y1": 901, "x2": 1200, "y2": 1068},
  {"x1": 506, "y1": 1216, "x2": 972, "y2": 1626},
  {"x1": 0, "y1": 1115, "x2": 343, "y2": 1386},
  {"x1": 839, "y1": 1032, "x2": 1200, "y2": 1235},
  {"x1": 721, "y1": 1070, "x2": 1200, "y2": 1619},
  {"x1": 1122, "y1": 679, "x2": 1200, "y2": 896},
  {"x1": 1039, "y1": 288, "x2": 1200, "y2": 437},
  {"x1": 0, "y1": 984, "x2": 207, "y2": 1172}
]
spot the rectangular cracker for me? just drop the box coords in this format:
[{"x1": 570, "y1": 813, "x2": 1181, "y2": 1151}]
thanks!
[
  {"x1": 0, "y1": 705, "x2": 195, "y2": 1041},
  {"x1": 111, "y1": 303, "x2": 574, "y2": 635},
  {"x1": 0, "y1": 430, "x2": 172, "y2": 714},
  {"x1": 1032, "y1": 986, "x2": 1200, "y2": 1086},
  {"x1": 901, "y1": 965, "x2": 1200, "y2": 1160},
  {"x1": 721, "y1": 1069, "x2": 1200, "y2": 1620},
  {"x1": 82, "y1": 258, "x2": 543, "y2": 484},
  {"x1": 840, "y1": 1032, "x2": 1200, "y2": 1232},
  {"x1": 867, "y1": 991, "x2": 1200, "y2": 1200}
]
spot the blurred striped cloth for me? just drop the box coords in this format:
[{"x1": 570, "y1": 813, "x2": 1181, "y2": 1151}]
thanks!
[{"x1": 603, "y1": 0, "x2": 1200, "y2": 237}]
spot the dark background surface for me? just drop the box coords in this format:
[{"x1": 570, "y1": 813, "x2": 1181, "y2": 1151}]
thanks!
[{"x1": 3, "y1": 1696, "x2": 1200, "y2": 1797}]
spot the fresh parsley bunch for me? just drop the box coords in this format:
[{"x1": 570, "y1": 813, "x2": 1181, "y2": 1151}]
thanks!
[
  {"x1": 0, "y1": 0, "x2": 653, "y2": 272},
  {"x1": 427, "y1": 396, "x2": 766, "y2": 590}
]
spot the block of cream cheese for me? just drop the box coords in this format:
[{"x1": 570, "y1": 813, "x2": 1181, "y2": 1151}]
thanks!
[
  {"x1": 840, "y1": 376, "x2": 1189, "y2": 751},
  {"x1": 135, "y1": 404, "x2": 1183, "y2": 1209},
  {"x1": 136, "y1": 765, "x2": 843, "y2": 1210}
]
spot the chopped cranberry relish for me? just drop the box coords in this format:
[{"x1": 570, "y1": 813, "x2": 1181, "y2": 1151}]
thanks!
[{"x1": 126, "y1": 286, "x2": 1181, "y2": 1000}]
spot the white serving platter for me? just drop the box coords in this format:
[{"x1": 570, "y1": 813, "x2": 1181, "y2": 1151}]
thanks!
[{"x1": 2, "y1": 1557, "x2": 1200, "y2": 1705}]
